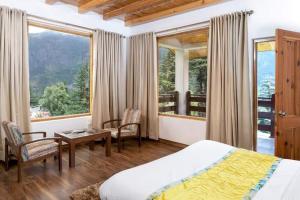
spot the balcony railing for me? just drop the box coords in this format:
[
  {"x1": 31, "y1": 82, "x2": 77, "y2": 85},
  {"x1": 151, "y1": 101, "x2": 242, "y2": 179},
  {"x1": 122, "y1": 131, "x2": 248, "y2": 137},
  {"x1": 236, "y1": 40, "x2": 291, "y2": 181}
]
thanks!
[
  {"x1": 258, "y1": 94, "x2": 275, "y2": 137},
  {"x1": 159, "y1": 91, "x2": 206, "y2": 116},
  {"x1": 159, "y1": 91, "x2": 179, "y2": 114},
  {"x1": 186, "y1": 91, "x2": 206, "y2": 116},
  {"x1": 159, "y1": 92, "x2": 275, "y2": 137}
]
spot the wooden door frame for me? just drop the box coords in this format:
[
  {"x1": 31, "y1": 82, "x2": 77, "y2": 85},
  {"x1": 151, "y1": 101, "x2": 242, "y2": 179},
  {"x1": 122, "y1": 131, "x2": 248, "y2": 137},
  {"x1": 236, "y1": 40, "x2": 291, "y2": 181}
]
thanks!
[{"x1": 252, "y1": 36, "x2": 275, "y2": 151}]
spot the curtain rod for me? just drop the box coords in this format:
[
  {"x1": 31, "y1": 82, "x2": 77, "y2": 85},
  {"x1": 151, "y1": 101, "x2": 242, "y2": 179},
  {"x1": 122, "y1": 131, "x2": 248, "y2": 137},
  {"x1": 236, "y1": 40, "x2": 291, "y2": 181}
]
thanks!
[
  {"x1": 155, "y1": 10, "x2": 254, "y2": 35},
  {"x1": 27, "y1": 14, "x2": 126, "y2": 38}
]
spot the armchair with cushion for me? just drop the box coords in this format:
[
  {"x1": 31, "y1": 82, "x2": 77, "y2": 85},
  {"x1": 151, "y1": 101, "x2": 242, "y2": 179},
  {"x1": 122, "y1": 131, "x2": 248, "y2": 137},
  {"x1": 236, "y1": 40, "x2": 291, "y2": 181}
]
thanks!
[
  {"x1": 102, "y1": 108, "x2": 141, "y2": 152},
  {"x1": 2, "y1": 121, "x2": 62, "y2": 182}
]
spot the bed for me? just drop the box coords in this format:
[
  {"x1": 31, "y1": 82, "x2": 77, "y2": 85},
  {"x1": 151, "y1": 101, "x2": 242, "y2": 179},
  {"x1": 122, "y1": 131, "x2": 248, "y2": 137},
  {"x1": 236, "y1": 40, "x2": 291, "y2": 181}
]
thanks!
[{"x1": 99, "y1": 140, "x2": 300, "y2": 200}]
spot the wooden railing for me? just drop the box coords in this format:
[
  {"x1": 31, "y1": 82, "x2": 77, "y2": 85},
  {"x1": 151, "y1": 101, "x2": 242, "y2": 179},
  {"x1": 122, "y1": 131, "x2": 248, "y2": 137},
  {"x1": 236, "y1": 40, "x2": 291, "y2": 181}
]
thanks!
[
  {"x1": 186, "y1": 91, "x2": 206, "y2": 116},
  {"x1": 159, "y1": 91, "x2": 179, "y2": 114},
  {"x1": 258, "y1": 94, "x2": 275, "y2": 137}
]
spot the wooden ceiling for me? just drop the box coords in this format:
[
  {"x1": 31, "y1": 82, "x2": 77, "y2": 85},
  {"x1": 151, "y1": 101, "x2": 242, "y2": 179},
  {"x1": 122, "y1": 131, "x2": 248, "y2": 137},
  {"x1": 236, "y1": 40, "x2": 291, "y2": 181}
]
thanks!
[
  {"x1": 46, "y1": 0, "x2": 224, "y2": 26},
  {"x1": 158, "y1": 29, "x2": 208, "y2": 58}
]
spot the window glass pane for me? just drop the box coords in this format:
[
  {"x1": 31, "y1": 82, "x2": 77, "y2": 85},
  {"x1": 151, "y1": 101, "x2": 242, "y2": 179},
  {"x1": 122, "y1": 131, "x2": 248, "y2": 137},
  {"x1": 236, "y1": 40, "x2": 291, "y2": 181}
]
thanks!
[
  {"x1": 29, "y1": 26, "x2": 90, "y2": 119},
  {"x1": 158, "y1": 29, "x2": 208, "y2": 117}
]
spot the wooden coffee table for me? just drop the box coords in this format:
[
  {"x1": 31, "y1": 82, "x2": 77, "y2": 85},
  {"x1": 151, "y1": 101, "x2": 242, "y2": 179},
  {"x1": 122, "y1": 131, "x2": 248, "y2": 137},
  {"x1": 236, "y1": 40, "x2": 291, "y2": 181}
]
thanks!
[{"x1": 54, "y1": 129, "x2": 111, "y2": 168}]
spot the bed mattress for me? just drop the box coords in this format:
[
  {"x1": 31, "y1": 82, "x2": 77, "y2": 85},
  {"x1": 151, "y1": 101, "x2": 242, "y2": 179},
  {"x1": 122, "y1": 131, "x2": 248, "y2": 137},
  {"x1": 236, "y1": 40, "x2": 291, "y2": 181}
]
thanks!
[{"x1": 99, "y1": 140, "x2": 300, "y2": 200}]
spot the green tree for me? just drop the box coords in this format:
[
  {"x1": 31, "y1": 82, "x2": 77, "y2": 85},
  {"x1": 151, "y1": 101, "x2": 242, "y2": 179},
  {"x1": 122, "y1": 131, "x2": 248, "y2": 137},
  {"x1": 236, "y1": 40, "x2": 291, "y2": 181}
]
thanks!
[
  {"x1": 30, "y1": 86, "x2": 40, "y2": 107},
  {"x1": 39, "y1": 82, "x2": 70, "y2": 116},
  {"x1": 159, "y1": 47, "x2": 175, "y2": 93},
  {"x1": 189, "y1": 57, "x2": 207, "y2": 95},
  {"x1": 67, "y1": 63, "x2": 90, "y2": 114}
]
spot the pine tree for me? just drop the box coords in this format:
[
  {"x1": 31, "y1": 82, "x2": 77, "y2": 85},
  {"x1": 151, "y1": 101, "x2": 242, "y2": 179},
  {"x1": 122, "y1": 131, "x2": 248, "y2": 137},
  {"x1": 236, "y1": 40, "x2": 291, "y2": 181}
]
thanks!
[
  {"x1": 67, "y1": 63, "x2": 90, "y2": 114},
  {"x1": 159, "y1": 47, "x2": 175, "y2": 93},
  {"x1": 189, "y1": 57, "x2": 207, "y2": 95}
]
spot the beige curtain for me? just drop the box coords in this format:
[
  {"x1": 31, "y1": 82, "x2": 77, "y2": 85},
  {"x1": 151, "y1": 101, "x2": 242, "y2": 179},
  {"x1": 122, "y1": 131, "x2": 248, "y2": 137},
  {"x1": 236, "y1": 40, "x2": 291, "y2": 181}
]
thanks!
[
  {"x1": 126, "y1": 32, "x2": 159, "y2": 139},
  {"x1": 0, "y1": 7, "x2": 31, "y2": 160},
  {"x1": 206, "y1": 12, "x2": 253, "y2": 149},
  {"x1": 92, "y1": 30, "x2": 123, "y2": 130}
]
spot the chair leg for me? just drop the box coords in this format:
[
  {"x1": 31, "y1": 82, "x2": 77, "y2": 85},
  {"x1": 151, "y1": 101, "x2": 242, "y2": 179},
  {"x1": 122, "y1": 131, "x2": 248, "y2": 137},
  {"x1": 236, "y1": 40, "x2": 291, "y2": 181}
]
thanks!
[
  {"x1": 17, "y1": 161, "x2": 22, "y2": 183},
  {"x1": 58, "y1": 145, "x2": 62, "y2": 173},
  {"x1": 138, "y1": 126, "x2": 142, "y2": 147},
  {"x1": 5, "y1": 139, "x2": 9, "y2": 171},
  {"x1": 102, "y1": 139, "x2": 105, "y2": 147},
  {"x1": 138, "y1": 136, "x2": 141, "y2": 147},
  {"x1": 118, "y1": 137, "x2": 121, "y2": 153}
]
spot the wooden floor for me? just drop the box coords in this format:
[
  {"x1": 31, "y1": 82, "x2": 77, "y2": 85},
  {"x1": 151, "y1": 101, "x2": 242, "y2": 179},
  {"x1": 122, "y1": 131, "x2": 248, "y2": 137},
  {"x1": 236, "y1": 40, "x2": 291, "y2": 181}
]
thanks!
[{"x1": 0, "y1": 140, "x2": 182, "y2": 200}]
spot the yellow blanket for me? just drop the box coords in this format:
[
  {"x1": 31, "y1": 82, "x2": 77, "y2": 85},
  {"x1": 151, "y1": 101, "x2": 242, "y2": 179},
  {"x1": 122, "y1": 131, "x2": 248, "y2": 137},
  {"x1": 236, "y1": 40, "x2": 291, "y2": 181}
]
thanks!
[{"x1": 149, "y1": 149, "x2": 281, "y2": 200}]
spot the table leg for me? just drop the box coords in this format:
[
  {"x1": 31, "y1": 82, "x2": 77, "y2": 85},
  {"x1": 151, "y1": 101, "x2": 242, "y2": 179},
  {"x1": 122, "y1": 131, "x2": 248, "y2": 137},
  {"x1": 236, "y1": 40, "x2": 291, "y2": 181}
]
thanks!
[
  {"x1": 89, "y1": 141, "x2": 95, "y2": 150},
  {"x1": 105, "y1": 134, "x2": 111, "y2": 157},
  {"x1": 69, "y1": 143, "x2": 76, "y2": 168}
]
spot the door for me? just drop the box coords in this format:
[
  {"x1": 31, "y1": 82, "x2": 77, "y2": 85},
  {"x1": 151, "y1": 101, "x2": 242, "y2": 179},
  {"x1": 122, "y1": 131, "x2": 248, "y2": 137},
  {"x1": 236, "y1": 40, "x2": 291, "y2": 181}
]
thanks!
[{"x1": 275, "y1": 29, "x2": 300, "y2": 159}]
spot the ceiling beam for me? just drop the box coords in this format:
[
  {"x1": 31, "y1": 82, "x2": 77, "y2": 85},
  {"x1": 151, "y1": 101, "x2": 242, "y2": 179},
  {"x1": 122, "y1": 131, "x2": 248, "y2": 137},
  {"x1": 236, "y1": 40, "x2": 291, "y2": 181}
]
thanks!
[
  {"x1": 46, "y1": 0, "x2": 60, "y2": 4},
  {"x1": 125, "y1": 0, "x2": 222, "y2": 26},
  {"x1": 79, "y1": 0, "x2": 111, "y2": 13},
  {"x1": 103, "y1": 0, "x2": 164, "y2": 20}
]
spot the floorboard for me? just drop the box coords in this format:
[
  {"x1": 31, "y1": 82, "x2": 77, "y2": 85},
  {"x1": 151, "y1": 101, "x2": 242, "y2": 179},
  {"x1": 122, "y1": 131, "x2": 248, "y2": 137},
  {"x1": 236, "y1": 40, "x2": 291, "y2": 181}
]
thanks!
[{"x1": 0, "y1": 140, "x2": 182, "y2": 200}]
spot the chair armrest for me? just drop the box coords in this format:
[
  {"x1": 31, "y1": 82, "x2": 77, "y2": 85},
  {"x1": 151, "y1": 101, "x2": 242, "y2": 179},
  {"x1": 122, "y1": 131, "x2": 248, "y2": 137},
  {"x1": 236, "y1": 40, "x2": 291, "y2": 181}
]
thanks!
[
  {"x1": 117, "y1": 123, "x2": 141, "y2": 138},
  {"x1": 23, "y1": 132, "x2": 46, "y2": 138},
  {"x1": 102, "y1": 119, "x2": 121, "y2": 128}
]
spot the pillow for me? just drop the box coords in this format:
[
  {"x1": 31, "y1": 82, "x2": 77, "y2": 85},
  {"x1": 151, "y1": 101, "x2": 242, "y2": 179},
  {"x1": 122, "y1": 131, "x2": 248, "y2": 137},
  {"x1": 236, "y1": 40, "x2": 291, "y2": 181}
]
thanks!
[{"x1": 6, "y1": 122, "x2": 29, "y2": 161}]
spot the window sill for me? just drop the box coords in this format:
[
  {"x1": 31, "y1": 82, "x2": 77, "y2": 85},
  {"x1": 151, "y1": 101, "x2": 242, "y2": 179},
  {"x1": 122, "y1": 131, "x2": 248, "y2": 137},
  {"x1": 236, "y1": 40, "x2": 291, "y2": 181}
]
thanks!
[
  {"x1": 31, "y1": 113, "x2": 91, "y2": 123},
  {"x1": 159, "y1": 113, "x2": 206, "y2": 121}
]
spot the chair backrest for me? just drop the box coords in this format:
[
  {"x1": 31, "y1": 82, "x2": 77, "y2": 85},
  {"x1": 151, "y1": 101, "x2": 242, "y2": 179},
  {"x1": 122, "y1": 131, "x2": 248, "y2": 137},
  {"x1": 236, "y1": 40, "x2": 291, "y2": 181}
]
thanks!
[
  {"x1": 1, "y1": 121, "x2": 29, "y2": 161},
  {"x1": 121, "y1": 108, "x2": 141, "y2": 131}
]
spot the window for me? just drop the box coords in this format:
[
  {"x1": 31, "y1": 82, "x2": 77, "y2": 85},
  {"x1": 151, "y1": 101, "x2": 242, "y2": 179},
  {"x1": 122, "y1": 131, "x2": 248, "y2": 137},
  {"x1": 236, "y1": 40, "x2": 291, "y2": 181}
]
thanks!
[
  {"x1": 158, "y1": 29, "x2": 208, "y2": 118},
  {"x1": 29, "y1": 24, "x2": 92, "y2": 120}
]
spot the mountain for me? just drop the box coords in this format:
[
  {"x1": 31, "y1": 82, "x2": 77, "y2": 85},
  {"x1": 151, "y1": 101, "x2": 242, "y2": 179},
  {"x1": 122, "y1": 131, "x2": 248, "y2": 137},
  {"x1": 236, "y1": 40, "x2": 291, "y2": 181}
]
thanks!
[
  {"x1": 257, "y1": 51, "x2": 275, "y2": 98},
  {"x1": 29, "y1": 31, "x2": 90, "y2": 96}
]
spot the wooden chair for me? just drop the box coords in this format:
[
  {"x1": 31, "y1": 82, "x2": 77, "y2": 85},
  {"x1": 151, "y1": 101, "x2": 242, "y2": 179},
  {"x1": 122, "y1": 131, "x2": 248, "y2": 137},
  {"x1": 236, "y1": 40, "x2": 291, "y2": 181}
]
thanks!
[
  {"x1": 102, "y1": 108, "x2": 141, "y2": 152},
  {"x1": 2, "y1": 121, "x2": 62, "y2": 182}
]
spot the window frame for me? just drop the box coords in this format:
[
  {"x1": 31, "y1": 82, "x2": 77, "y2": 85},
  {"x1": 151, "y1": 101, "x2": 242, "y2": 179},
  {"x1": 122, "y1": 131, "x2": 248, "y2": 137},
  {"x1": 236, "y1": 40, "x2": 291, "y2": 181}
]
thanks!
[
  {"x1": 28, "y1": 20, "x2": 94, "y2": 122},
  {"x1": 156, "y1": 28, "x2": 208, "y2": 121}
]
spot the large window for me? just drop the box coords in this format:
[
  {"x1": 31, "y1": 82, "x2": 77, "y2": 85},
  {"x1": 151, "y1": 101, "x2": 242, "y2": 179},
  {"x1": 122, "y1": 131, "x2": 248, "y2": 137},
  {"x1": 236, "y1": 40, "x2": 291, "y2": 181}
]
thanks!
[
  {"x1": 158, "y1": 29, "x2": 208, "y2": 118},
  {"x1": 29, "y1": 25, "x2": 91, "y2": 120}
]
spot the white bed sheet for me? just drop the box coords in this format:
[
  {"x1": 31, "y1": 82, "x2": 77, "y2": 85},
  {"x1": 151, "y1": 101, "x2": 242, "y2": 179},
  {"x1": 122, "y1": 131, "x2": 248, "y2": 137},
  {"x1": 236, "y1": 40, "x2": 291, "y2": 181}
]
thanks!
[{"x1": 99, "y1": 140, "x2": 300, "y2": 200}]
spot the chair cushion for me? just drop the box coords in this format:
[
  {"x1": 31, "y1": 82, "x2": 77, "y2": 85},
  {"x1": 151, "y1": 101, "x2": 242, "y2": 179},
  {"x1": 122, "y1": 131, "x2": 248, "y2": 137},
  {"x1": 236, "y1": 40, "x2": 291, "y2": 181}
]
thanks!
[
  {"x1": 121, "y1": 108, "x2": 141, "y2": 131},
  {"x1": 27, "y1": 140, "x2": 54, "y2": 150},
  {"x1": 26, "y1": 140, "x2": 58, "y2": 161},
  {"x1": 104, "y1": 128, "x2": 136, "y2": 138},
  {"x1": 6, "y1": 122, "x2": 29, "y2": 161}
]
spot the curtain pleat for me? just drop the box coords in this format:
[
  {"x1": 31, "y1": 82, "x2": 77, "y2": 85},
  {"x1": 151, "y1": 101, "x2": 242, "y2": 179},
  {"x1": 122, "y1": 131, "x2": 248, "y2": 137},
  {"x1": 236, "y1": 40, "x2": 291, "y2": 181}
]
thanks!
[
  {"x1": 91, "y1": 30, "x2": 123, "y2": 130},
  {"x1": 0, "y1": 6, "x2": 31, "y2": 160},
  {"x1": 206, "y1": 12, "x2": 253, "y2": 150},
  {"x1": 126, "y1": 32, "x2": 159, "y2": 139}
]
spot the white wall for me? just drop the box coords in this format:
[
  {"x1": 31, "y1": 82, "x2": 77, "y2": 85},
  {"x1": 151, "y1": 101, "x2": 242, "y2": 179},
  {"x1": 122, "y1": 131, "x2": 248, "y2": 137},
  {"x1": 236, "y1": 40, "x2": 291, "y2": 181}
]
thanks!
[
  {"x1": 0, "y1": 0, "x2": 131, "y2": 36},
  {"x1": 159, "y1": 116, "x2": 206, "y2": 145},
  {"x1": 31, "y1": 116, "x2": 91, "y2": 138}
]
